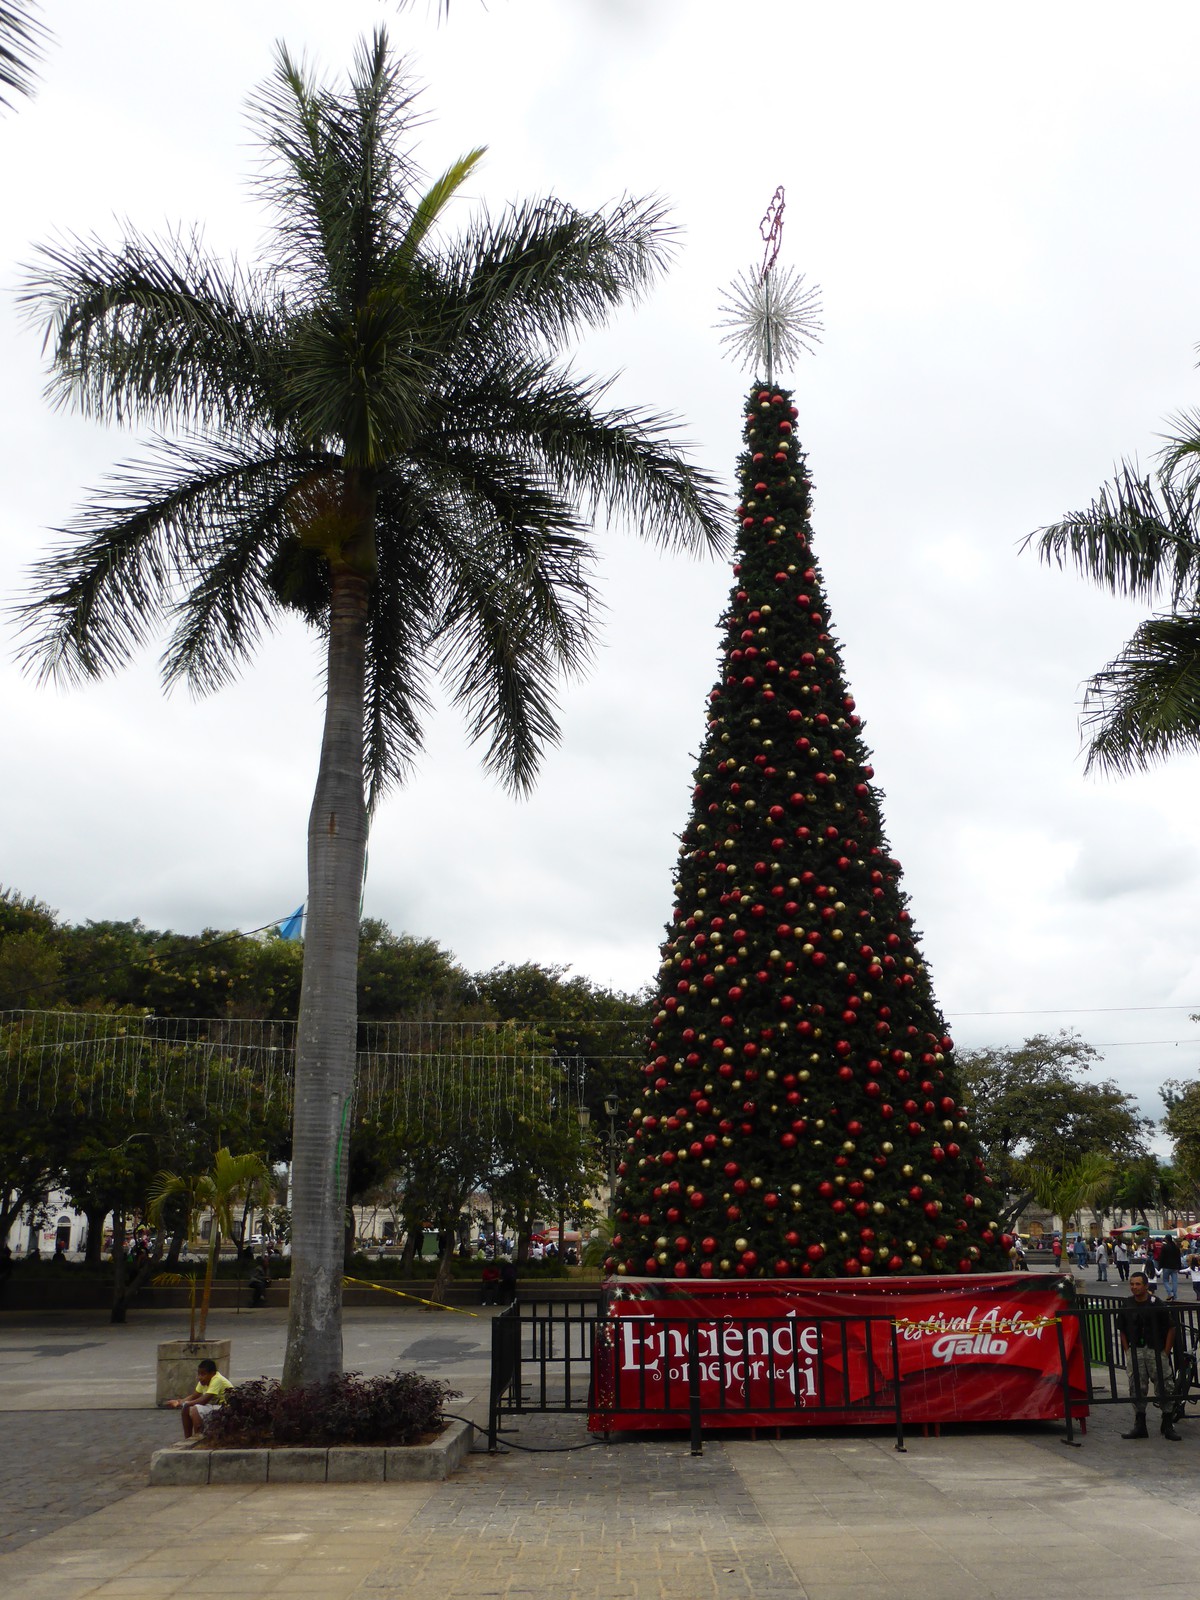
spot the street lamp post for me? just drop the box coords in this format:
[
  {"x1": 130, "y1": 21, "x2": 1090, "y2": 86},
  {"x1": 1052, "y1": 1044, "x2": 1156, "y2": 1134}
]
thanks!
[
  {"x1": 570, "y1": 1106, "x2": 591, "y2": 1257},
  {"x1": 604, "y1": 1096, "x2": 619, "y2": 1218}
]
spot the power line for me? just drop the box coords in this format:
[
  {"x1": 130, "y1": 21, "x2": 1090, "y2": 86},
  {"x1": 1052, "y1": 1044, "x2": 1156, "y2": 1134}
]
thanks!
[{"x1": 950, "y1": 1004, "x2": 1200, "y2": 1018}]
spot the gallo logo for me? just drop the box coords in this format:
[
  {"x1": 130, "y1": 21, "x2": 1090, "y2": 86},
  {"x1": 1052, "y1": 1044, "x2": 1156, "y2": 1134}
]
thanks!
[{"x1": 930, "y1": 1332, "x2": 1010, "y2": 1365}]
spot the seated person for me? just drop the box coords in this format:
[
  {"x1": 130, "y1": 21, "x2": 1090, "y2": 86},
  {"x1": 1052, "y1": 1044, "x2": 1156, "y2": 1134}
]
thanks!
[{"x1": 165, "y1": 1358, "x2": 232, "y2": 1437}]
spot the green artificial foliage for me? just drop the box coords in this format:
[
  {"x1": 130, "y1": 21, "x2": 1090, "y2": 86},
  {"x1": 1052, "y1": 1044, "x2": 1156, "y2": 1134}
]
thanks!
[{"x1": 612, "y1": 387, "x2": 1013, "y2": 1281}]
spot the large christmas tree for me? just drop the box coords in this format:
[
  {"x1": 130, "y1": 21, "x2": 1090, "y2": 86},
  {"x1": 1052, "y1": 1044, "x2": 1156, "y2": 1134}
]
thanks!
[{"x1": 610, "y1": 382, "x2": 1012, "y2": 1281}]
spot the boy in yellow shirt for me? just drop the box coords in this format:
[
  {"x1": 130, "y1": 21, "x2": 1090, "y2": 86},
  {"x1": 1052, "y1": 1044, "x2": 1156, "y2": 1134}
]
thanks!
[{"x1": 166, "y1": 1358, "x2": 233, "y2": 1437}]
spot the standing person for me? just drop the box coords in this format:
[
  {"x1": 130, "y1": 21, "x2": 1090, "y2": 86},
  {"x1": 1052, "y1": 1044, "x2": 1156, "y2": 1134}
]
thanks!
[
  {"x1": 1013, "y1": 1237, "x2": 1029, "y2": 1271},
  {"x1": 1074, "y1": 1235, "x2": 1088, "y2": 1271},
  {"x1": 1188, "y1": 1255, "x2": 1200, "y2": 1300},
  {"x1": 1159, "y1": 1233, "x2": 1183, "y2": 1303},
  {"x1": 1095, "y1": 1238, "x2": 1109, "y2": 1283},
  {"x1": 1052, "y1": 1235, "x2": 1063, "y2": 1271},
  {"x1": 1113, "y1": 1240, "x2": 1130, "y2": 1282},
  {"x1": 1116, "y1": 1272, "x2": 1180, "y2": 1440},
  {"x1": 164, "y1": 1359, "x2": 233, "y2": 1438}
]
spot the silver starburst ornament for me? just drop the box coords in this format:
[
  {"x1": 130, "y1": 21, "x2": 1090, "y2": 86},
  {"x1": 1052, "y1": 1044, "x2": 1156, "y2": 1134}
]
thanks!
[{"x1": 717, "y1": 186, "x2": 822, "y2": 386}]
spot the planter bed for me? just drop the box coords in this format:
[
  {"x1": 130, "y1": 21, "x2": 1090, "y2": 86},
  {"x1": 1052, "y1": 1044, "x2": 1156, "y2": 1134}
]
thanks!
[{"x1": 150, "y1": 1416, "x2": 472, "y2": 1484}]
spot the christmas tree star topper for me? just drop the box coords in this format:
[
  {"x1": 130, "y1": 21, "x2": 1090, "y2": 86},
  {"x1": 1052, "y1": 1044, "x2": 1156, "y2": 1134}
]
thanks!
[{"x1": 717, "y1": 185, "x2": 823, "y2": 387}]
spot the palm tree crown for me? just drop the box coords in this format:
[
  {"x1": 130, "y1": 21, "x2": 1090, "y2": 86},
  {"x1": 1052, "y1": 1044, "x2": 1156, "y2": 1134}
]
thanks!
[
  {"x1": 1026, "y1": 404, "x2": 1200, "y2": 775},
  {"x1": 17, "y1": 31, "x2": 728, "y2": 1386},
  {"x1": 18, "y1": 30, "x2": 726, "y2": 797}
]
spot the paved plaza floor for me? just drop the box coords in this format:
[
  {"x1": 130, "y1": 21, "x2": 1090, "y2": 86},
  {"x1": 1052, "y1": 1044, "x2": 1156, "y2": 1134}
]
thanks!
[{"x1": 3, "y1": 1296, "x2": 1200, "y2": 1599}]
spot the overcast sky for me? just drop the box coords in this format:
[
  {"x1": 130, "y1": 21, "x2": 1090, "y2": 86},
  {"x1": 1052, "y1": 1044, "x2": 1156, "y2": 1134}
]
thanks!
[{"x1": 4, "y1": 1, "x2": 1200, "y2": 1128}]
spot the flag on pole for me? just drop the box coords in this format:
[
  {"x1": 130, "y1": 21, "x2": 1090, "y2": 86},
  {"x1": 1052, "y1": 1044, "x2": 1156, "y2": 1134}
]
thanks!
[{"x1": 278, "y1": 905, "x2": 305, "y2": 941}]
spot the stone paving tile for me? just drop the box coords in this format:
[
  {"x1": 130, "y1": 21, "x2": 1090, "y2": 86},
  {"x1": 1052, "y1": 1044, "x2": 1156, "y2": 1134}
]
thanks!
[{"x1": 0, "y1": 1408, "x2": 172, "y2": 1552}]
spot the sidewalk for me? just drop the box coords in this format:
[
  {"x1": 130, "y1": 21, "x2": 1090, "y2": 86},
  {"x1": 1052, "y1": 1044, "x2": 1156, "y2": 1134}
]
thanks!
[{"x1": 4, "y1": 1306, "x2": 1200, "y2": 1599}]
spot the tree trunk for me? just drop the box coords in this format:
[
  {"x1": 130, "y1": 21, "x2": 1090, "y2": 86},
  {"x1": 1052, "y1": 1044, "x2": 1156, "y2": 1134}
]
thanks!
[
  {"x1": 84, "y1": 1204, "x2": 107, "y2": 1268},
  {"x1": 109, "y1": 1211, "x2": 127, "y2": 1324},
  {"x1": 283, "y1": 557, "x2": 371, "y2": 1388},
  {"x1": 430, "y1": 1238, "x2": 456, "y2": 1307}
]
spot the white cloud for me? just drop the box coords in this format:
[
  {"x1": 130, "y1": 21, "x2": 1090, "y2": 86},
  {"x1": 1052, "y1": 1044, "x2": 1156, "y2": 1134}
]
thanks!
[{"x1": 4, "y1": 0, "x2": 1200, "y2": 1130}]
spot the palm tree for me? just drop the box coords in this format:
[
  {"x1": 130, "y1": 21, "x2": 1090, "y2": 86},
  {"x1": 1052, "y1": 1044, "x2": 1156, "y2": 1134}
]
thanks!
[
  {"x1": 15, "y1": 33, "x2": 727, "y2": 1386},
  {"x1": 1020, "y1": 1150, "x2": 1115, "y2": 1246},
  {"x1": 148, "y1": 1147, "x2": 273, "y2": 1341},
  {"x1": 1026, "y1": 406, "x2": 1200, "y2": 774}
]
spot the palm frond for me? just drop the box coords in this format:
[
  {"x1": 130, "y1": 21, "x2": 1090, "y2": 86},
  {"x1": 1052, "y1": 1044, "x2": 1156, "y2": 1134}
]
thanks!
[
  {"x1": 12, "y1": 433, "x2": 318, "y2": 687},
  {"x1": 1080, "y1": 610, "x2": 1200, "y2": 775},
  {"x1": 282, "y1": 293, "x2": 441, "y2": 466},
  {"x1": 251, "y1": 30, "x2": 424, "y2": 305},
  {"x1": 20, "y1": 231, "x2": 281, "y2": 432},
  {"x1": 1158, "y1": 407, "x2": 1200, "y2": 491},
  {"x1": 1023, "y1": 460, "x2": 1200, "y2": 607},
  {"x1": 441, "y1": 351, "x2": 729, "y2": 556},
  {"x1": 360, "y1": 473, "x2": 439, "y2": 802},
  {"x1": 394, "y1": 147, "x2": 486, "y2": 275},
  {"x1": 0, "y1": 0, "x2": 48, "y2": 110},
  {"x1": 439, "y1": 192, "x2": 679, "y2": 347},
  {"x1": 420, "y1": 466, "x2": 598, "y2": 793}
]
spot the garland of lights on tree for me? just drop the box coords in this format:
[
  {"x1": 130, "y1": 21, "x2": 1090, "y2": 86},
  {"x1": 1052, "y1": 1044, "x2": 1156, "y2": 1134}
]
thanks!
[{"x1": 608, "y1": 194, "x2": 1012, "y2": 1282}]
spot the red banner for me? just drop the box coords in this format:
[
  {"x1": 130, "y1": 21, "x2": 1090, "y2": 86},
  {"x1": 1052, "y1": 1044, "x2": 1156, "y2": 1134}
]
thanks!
[{"x1": 589, "y1": 1273, "x2": 1087, "y2": 1432}]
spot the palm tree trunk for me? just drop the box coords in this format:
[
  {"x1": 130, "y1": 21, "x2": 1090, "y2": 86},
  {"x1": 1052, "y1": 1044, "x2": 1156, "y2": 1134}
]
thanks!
[
  {"x1": 198, "y1": 1227, "x2": 219, "y2": 1342},
  {"x1": 284, "y1": 559, "x2": 370, "y2": 1388}
]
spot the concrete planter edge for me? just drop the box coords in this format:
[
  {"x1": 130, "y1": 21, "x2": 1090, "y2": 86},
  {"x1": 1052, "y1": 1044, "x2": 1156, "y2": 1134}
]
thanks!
[{"x1": 149, "y1": 1416, "x2": 473, "y2": 1484}]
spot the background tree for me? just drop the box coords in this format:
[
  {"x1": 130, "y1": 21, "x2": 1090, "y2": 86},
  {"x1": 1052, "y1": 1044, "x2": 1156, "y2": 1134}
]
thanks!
[
  {"x1": 17, "y1": 34, "x2": 725, "y2": 1383},
  {"x1": 957, "y1": 1031, "x2": 1150, "y2": 1226},
  {"x1": 475, "y1": 960, "x2": 649, "y2": 1121},
  {"x1": 1163, "y1": 1075, "x2": 1200, "y2": 1212},
  {"x1": 358, "y1": 923, "x2": 475, "y2": 1019},
  {"x1": 1019, "y1": 1150, "x2": 1116, "y2": 1242}
]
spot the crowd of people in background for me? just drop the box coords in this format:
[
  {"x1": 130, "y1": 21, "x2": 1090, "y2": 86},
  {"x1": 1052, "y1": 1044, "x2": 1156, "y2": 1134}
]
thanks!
[{"x1": 1041, "y1": 1230, "x2": 1200, "y2": 1303}]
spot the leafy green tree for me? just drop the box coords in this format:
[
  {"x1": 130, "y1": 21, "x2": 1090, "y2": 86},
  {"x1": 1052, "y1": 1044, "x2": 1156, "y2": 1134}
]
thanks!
[
  {"x1": 1025, "y1": 392, "x2": 1200, "y2": 771},
  {"x1": 1163, "y1": 1077, "x2": 1200, "y2": 1209},
  {"x1": 17, "y1": 32, "x2": 724, "y2": 1385},
  {"x1": 475, "y1": 960, "x2": 649, "y2": 1120},
  {"x1": 358, "y1": 922, "x2": 475, "y2": 1019},
  {"x1": 957, "y1": 1032, "x2": 1149, "y2": 1226},
  {"x1": 1111, "y1": 1154, "x2": 1179, "y2": 1229},
  {"x1": 0, "y1": 930, "x2": 62, "y2": 1009}
]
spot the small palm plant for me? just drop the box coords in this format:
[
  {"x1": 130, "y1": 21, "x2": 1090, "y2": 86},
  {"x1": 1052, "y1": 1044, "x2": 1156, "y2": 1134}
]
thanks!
[{"x1": 149, "y1": 1148, "x2": 273, "y2": 1340}]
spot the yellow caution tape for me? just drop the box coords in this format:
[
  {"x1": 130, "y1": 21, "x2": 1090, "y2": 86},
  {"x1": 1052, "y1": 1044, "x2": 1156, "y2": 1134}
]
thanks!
[{"x1": 341, "y1": 1275, "x2": 481, "y2": 1317}]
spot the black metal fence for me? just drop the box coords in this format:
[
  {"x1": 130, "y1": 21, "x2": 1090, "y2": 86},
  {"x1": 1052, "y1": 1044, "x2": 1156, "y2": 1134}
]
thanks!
[
  {"x1": 1076, "y1": 1294, "x2": 1200, "y2": 1411},
  {"x1": 494, "y1": 1289, "x2": 1200, "y2": 1451},
  {"x1": 489, "y1": 1295, "x2": 911, "y2": 1454},
  {"x1": 489, "y1": 1290, "x2": 1114, "y2": 1453}
]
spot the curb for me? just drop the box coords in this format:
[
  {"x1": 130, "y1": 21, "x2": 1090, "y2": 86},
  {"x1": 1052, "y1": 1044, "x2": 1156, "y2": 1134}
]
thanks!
[{"x1": 149, "y1": 1416, "x2": 473, "y2": 1484}]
